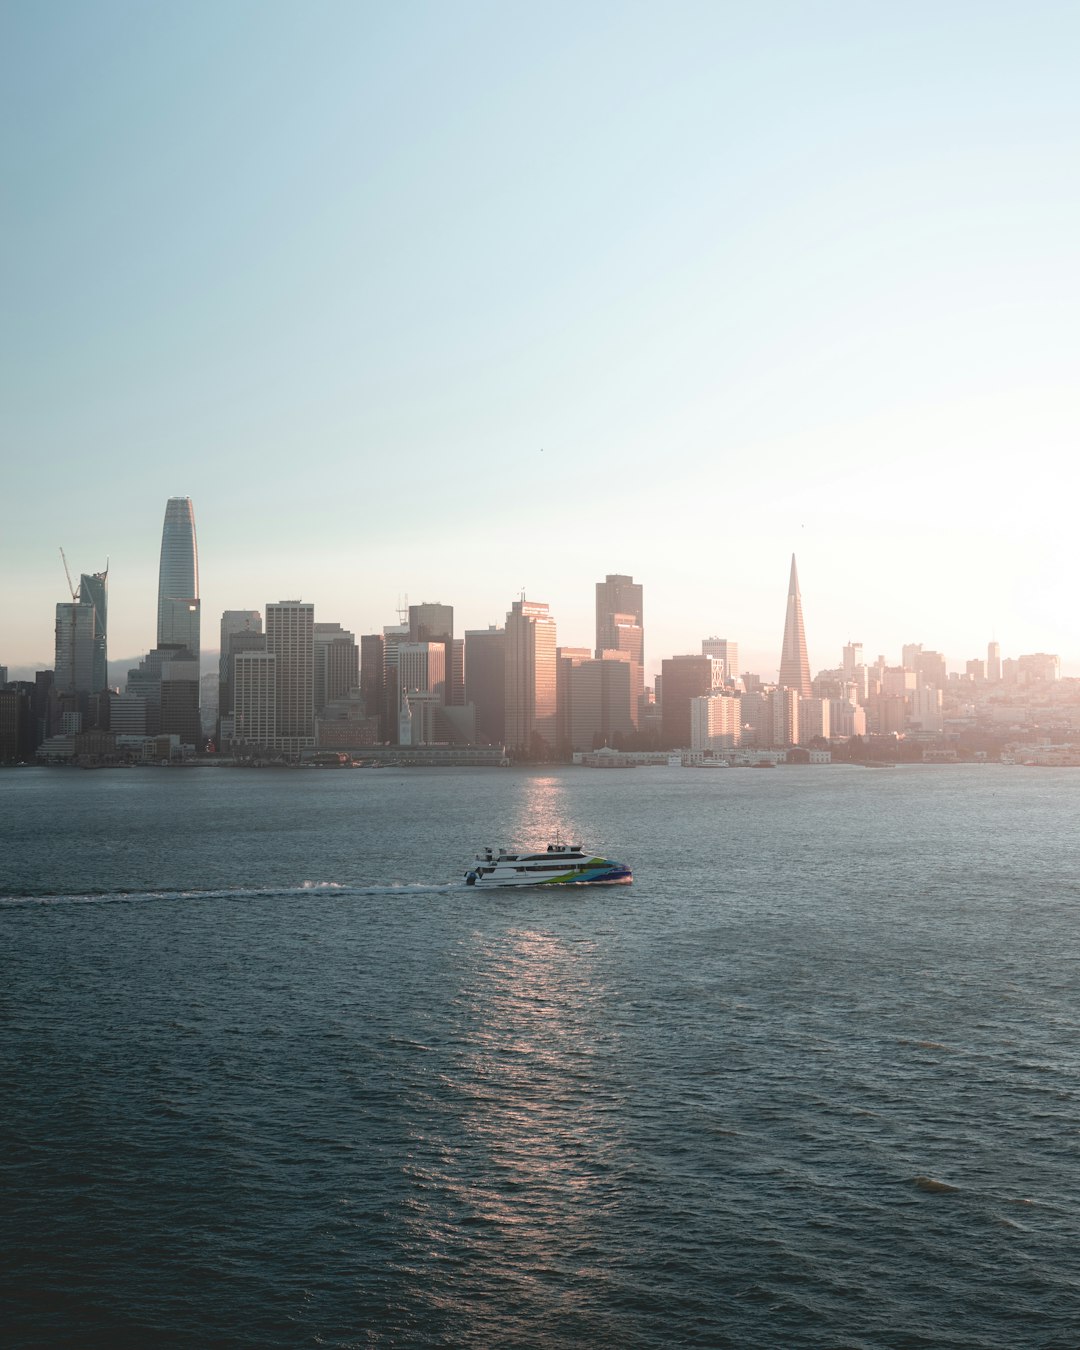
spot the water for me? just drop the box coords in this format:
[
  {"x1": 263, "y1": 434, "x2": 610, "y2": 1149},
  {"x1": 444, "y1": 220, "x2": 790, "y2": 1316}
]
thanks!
[{"x1": 3, "y1": 764, "x2": 1080, "y2": 1348}]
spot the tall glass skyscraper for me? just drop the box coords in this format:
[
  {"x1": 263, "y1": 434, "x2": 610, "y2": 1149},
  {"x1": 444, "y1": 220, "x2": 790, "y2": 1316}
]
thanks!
[{"x1": 157, "y1": 497, "x2": 200, "y2": 663}]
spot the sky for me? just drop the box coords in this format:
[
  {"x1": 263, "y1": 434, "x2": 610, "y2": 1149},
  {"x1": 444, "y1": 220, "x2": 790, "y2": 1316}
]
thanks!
[{"x1": 3, "y1": 1, "x2": 1078, "y2": 681}]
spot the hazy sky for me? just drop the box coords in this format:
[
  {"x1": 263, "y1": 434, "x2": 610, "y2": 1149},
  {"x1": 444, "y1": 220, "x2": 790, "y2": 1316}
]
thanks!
[{"x1": 3, "y1": 1, "x2": 1078, "y2": 679}]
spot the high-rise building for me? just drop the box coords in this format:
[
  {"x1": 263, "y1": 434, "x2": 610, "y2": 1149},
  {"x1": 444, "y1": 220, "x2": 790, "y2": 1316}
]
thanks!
[
  {"x1": 314, "y1": 623, "x2": 359, "y2": 714},
  {"x1": 842, "y1": 642, "x2": 863, "y2": 681},
  {"x1": 465, "y1": 625, "x2": 505, "y2": 745},
  {"x1": 54, "y1": 601, "x2": 97, "y2": 695},
  {"x1": 360, "y1": 633, "x2": 385, "y2": 734},
  {"x1": 381, "y1": 622, "x2": 409, "y2": 742},
  {"x1": 157, "y1": 497, "x2": 200, "y2": 663},
  {"x1": 398, "y1": 642, "x2": 447, "y2": 704},
  {"x1": 504, "y1": 598, "x2": 557, "y2": 754},
  {"x1": 233, "y1": 650, "x2": 278, "y2": 746},
  {"x1": 79, "y1": 569, "x2": 108, "y2": 693},
  {"x1": 777, "y1": 555, "x2": 811, "y2": 698},
  {"x1": 690, "y1": 691, "x2": 742, "y2": 752},
  {"x1": 218, "y1": 611, "x2": 263, "y2": 728},
  {"x1": 266, "y1": 601, "x2": 314, "y2": 740},
  {"x1": 596, "y1": 574, "x2": 644, "y2": 712},
  {"x1": 987, "y1": 641, "x2": 1002, "y2": 682},
  {"x1": 54, "y1": 562, "x2": 108, "y2": 695},
  {"x1": 660, "y1": 655, "x2": 724, "y2": 748},
  {"x1": 701, "y1": 638, "x2": 739, "y2": 684},
  {"x1": 408, "y1": 603, "x2": 463, "y2": 706}
]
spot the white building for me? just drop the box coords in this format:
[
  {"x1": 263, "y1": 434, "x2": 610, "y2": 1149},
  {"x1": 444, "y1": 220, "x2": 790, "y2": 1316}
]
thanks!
[{"x1": 690, "y1": 691, "x2": 742, "y2": 751}]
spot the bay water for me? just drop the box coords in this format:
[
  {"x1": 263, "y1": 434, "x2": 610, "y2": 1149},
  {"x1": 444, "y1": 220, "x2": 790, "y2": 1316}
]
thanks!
[{"x1": 3, "y1": 764, "x2": 1079, "y2": 1348}]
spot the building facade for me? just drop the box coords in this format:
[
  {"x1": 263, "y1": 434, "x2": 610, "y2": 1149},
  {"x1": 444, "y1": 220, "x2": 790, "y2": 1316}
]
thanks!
[
  {"x1": 157, "y1": 497, "x2": 200, "y2": 663},
  {"x1": 504, "y1": 599, "x2": 557, "y2": 754}
]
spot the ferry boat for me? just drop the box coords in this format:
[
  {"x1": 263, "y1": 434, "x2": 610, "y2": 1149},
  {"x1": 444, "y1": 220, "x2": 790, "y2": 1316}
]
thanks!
[{"x1": 464, "y1": 842, "x2": 632, "y2": 888}]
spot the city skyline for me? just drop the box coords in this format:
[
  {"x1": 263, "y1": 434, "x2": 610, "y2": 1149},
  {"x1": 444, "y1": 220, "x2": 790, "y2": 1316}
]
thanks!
[
  {"x1": 3, "y1": 516, "x2": 1073, "y2": 685},
  {"x1": 3, "y1": 5, "x2": 1079, "y2": 676}
]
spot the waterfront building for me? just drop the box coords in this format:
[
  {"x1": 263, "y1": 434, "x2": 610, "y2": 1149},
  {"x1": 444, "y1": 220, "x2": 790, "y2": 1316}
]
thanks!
[
  {"x1": 266, "y1": 601, "x2": 315, "y2": 739},
  {"x1": 157, "y1": 497, "x2": 200, "y2": 663},
  {"x1": 702, "y1": 638, "x2": 739, "y2": 685},
  {"x1": 777, "y1": 555, "x2": 812, "y2": 698},
  {"x1": 660, "y1": 655, "x2": 724, "y2": 748},
  {"x1": 596, "y1": 574, "x2": 644, "y2": 713},
  {"x1": 465, "y1": 625, "x2": 505, "y2": 746},
  {"x1": 504, "y1": 598, "x2": 557, "y2": 754}
]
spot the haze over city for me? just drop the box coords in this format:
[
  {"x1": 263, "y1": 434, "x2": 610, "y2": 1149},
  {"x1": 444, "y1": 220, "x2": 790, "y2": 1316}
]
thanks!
[{"x1": 3, "y1": 2, "x2": 1079, "y2": 677}]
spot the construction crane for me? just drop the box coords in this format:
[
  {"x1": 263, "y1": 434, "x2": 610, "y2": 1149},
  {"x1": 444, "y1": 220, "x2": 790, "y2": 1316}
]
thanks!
[{"x1": 60, "y1": 547, "x2": 79, "y2": 602}]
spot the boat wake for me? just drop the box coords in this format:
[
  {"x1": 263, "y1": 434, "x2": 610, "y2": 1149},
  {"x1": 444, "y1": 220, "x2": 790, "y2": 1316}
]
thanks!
[{"x1": 0, "y1": 880, "x2": 470, "y2": 907}]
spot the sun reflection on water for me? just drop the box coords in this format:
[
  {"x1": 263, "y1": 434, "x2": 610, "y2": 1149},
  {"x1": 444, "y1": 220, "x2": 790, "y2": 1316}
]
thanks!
[{"x1": 397, "y1": 921, "x2": 627, "y2": 1317}]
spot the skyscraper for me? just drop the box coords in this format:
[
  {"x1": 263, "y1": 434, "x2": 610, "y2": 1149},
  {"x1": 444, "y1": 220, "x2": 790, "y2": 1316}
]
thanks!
[
  {"x1": 504, "y1": 598, "x2": 557, "y2": 754},
  {"x1": 314, "y1": 623, "x2": 359, "y2": 714},
  {"x1": 777, "y1": 554, "x2": 811, "y2": 698},
  {"x1": 465, "y1": 625, "x2": 505, "y2": 745},
  {"x1": 157, "y1": 497, "x2": 200, "y2": 663},
  {"x1": 596, "y1": 574, "x2": 644, "y2": 712},
  {"x1": 79, "y1": 569, "x2": 108, "y2": 693},
  {"x1": 266, "y1": 601, "x2": 315, "y2": 740},
  {"x1": 701, "y1": 637, "x2": 739, "y2": 684},
  {"x1": 54, "y1": 562, "x2": 107, "y2": 695},
  {"x1": 660, "y1": 655, "x2": 724, "y2": 748}
]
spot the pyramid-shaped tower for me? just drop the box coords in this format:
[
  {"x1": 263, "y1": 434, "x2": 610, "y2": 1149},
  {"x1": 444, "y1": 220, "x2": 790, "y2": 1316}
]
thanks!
[{"x1": 778, "y1": 554, "x2": 812, "y2": 697}]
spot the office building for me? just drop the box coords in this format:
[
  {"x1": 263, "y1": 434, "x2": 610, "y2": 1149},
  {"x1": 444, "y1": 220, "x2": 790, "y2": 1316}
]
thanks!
[
  {"x1": 54, "y1": 561, "x2": 108, "y2": 696},
  {"x1": 778, "y1": 555, "x2": 812, "y2": 698},
  {"x1": 218, "y1": 611, "x2": 263, "y2": 729},
  {"x1": 504, "y1": 598, "x2": 557, "y2": 754},
  {"x1": 398, "y1": 642, "x2": 447, "y2": 705},
  {"x1": 465, "y1": 626, "x2": 505, "y2": 745},
  {"x1": 596, "y1": 574, "x2": 644, "y2": 713},
  {"x1": 987, "y1": 641, "x2": 1002, "y2": 682},
  {"x1": 266, "y1": 601, "x2": 315, "y2": 739},
  {"x1": 690, "y1": 691, "x2": 742, "y2": 752},
  {"x1": 233, "y1": 650, "x2": 278, "y2": 746},
  {"x1": 660, "y1": 655, "x2": 724, "y2": 748},
  {"x1": 702, "y1": 638, "x2": 739, "y2": 684},
  {"x1": 314, "y1": 623, "x2": 359, "y2": 714},
  {"x1": 157, "y1": 497, "x2": 200, "y2": 663}
]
